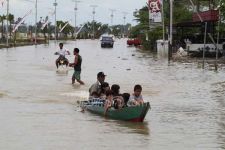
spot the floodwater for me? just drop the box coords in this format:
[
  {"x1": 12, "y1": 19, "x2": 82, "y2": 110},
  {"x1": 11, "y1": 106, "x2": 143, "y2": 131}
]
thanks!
[{"x1": 0, "y1": 39, "x2": 225, "y2": 150}]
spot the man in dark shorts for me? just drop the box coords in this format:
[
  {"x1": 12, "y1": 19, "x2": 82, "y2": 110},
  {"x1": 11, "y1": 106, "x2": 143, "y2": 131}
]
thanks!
[{"x1": 69, "y1": 48, "x2": 84, "y2": 85}]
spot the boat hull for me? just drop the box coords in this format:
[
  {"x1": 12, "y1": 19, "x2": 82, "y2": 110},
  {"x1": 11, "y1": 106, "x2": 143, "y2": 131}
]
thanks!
[{"x1": 82, "y1": 102, "x2": 150, "y2": 122}]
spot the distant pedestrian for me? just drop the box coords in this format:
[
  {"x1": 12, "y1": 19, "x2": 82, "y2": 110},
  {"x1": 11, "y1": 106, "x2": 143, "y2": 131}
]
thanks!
[{"x1": 69, "y1": 48, "x2": 84, "y2": 85}]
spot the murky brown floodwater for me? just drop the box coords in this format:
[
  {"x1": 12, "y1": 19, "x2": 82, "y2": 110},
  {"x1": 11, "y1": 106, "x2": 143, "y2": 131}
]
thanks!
[{"x1": 0, "y1": 39, "x2": 225, "y2": 150}]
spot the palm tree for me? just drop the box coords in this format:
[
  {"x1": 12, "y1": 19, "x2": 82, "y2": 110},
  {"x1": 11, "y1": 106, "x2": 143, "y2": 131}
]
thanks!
[
  {"x1": 56, "y1": 20, "x2": 64, "y2": 39},
  {"x1": 8, "y1": 13, "x2": 14, "y2": 40},
  {"x1": 0, "y1": 15, "x2": 6, "y2": 40}
]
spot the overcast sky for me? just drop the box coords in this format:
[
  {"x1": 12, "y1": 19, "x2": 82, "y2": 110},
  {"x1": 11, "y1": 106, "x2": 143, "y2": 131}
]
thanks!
[{"x1": 0, "y1": 0, "x2": 148, "y2": 26}]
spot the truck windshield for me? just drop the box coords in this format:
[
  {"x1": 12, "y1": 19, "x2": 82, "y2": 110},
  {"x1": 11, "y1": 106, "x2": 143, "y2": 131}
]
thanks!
[{"x1": 102, "y1": 37, "x2": 112, "y2": 41}]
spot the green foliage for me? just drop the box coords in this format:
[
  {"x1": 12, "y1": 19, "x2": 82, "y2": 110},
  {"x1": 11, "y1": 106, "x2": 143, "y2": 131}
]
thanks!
[
  {"x1": 8, "y1": 13, "x2": 14, "y2": 38},
  {"x1": 219, "y1": 0, "x2": 225, "y2": 21},
  {"x1": 144, "y1": 27, "x2": 163, "y2": 50},
  {"x1": 56, "y1": 20, "x2": 74, "y2": 37},
  {"x1": 78, "y1": 21, "x2": 130, "y2": 39},
  {"x1": 160, "y1": 1, "x2": 193, "y2": 24},
  {"x1": 8, "y1": 14, "x2": 14, "y2": 23},
  {"x1": 129, "y1": 25, "x2": 146, "y2": 38},
  {"x1": 0, "y1": 15, "x2": 6, "y2": 40},
  {"x1": 133, "y1": 6, "x2": 149, "y2": 30},
  {"x1": 130, "y1": 0, "x2": 225, "y2": 50}
]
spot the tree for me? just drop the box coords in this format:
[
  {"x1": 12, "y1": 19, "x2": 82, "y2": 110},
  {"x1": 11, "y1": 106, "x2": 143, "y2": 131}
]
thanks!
[
  {"x1": 39, "y1": 16, "x2": 50, "y2": 40},
  {"x1": 8, "y1": 13, "x2": 14, "y2": 40},
  {"x1": 56, "y1": 21, "x2": 74, "y2": 38},
  {"x1": 79, "y1": 22, "x2": 108, "y2": 39},
  {"x1": 0, "y1": 15, "x2": 6, "y2": 40},
  {"x1": 62, "y1": 23, "x2": 73, "y2": 38},
  {"x1": 130, "y1": 0, "x2": 208, "y2": 50},
  {"x1": 13, "y1": 17, "x2": 24, "y2": 44}
]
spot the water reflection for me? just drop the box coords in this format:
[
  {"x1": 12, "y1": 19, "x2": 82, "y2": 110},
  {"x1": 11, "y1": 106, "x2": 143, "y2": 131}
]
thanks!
[
  {"x1": 210, "y1": 80, "x2": 225, "y2": 150},
  {"x1": 82, "y1": 110, "x2": 150, "y2": 136},
  {"x1": 56, "y1": 69, "x2": 69, "y2": 75},
  {"x1": 115, "y1": 121, "x2": 150, "y2": 135}
]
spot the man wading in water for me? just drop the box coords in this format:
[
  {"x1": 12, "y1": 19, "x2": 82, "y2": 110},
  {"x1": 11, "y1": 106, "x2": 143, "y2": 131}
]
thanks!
[{"x1": 69, "y1": 48, "x2": 84, "y2": 85}]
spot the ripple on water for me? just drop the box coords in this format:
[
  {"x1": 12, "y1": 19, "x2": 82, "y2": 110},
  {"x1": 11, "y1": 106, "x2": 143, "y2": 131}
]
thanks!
[{"x1": 60, "y1": 90, "x2": 89, "y2": 98}]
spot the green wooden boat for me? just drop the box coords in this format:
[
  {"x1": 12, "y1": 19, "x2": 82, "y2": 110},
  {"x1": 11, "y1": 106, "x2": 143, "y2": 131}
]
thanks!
[{"x1": 80, "y1": 99, "x2": 150, "y2": 122}]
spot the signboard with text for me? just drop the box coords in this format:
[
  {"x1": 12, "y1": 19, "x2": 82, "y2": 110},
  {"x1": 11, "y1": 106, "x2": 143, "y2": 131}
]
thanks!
[{"x1": 148, "y1": 0, "x2": 163, "y2": 23}]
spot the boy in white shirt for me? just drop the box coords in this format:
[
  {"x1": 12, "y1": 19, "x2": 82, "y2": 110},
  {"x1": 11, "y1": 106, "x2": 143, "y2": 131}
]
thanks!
[
  {"x1": 128, "y1": 84, "x2": 144, "y2": 106},
  {"x1": 55, "y1": 43, "x2": 70, "y2": 68}
]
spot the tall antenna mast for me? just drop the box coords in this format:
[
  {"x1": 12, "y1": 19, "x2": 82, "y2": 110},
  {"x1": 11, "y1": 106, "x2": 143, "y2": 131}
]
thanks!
[{"x1": 109, "y1": 9, "x2": 116, "y2": 26}]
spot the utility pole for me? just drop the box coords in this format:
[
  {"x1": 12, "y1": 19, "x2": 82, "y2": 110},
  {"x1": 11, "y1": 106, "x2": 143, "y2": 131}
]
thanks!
[
  {"x1": 122, "y1": 12, "x2": 128, "y2": 38},
  {"x1": 6, "y1": 0, "x2": 9, "y2": 47},
  {"x1": 90, "y1": 5, "x2": 97, "y2": 39},
  {"x1": 73, "y1": 0, "x2": 81, "y2": 40},
  {"x1": 109, "y1": 9, "x2": 116, "y2": 26},
  {"x1": 162, "y1": 0, "x2": 166, "y2": 53},
  {"x1": 35, "y1": 0, "x2": 37, "y2": 45},
  {"x1": 189, "y1": 0, "x2": 207, "y2": 69},
  {"x1": 215, "y1": 0, "x2": 222, "y2": 71},
  {"x1": 53, "y1": 0, "x2": 57, "y2": 42},
  {"x1": 168, "y1": 0, "x2": 173, "y2": 61}
]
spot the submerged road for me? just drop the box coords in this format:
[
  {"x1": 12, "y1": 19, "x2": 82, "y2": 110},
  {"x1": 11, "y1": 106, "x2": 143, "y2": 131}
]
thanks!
[{"x1": 0, "y1": 39, "x2": 225, "y2": 150}]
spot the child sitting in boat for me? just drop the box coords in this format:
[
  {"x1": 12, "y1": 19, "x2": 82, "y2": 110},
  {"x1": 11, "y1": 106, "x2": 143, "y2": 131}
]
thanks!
[
  {"x1": 111, "y1": 84, "x2": 124, "y2": 109},
  {"x1": 128, "y1": 84, "x2": 144, "y2": 106},
  {"x1": 104, "y1": 90, "x2": 113, "y2": 115},
  {"x1": 122, "y1": 93, "x2": 130, "y2": 107},
  {"x1": 89, "y1": 91, "x2": 100, "y2": 99},
  {"x1": 100, "y1": 82, "x2": 110, "y2": 99}
]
